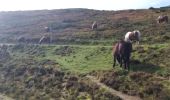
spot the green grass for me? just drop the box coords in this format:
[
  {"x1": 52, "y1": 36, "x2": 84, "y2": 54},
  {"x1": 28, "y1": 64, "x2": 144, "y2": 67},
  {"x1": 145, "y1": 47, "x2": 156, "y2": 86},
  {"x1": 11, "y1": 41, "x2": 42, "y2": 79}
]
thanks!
[
  {"x1": 9, "y1": 42, "x2": 170, "y2": 75},
  {"x1": 1, "y1": 8, "x2": 170, "y2": 99},
  {"x1": 4, "y1": 43, "x2": 170, "y2": 100},
  {"x1": 38, "y1": 45, "x2": 113, "y2": 73}
]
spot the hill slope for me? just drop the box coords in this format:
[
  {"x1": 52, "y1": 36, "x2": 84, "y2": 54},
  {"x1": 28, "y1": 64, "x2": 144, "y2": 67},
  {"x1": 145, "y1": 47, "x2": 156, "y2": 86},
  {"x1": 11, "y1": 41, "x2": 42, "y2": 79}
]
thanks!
[
  {"x1": 0, "y1": 8, "x2": 170, "y2": 100},
  {"x1": 0, "y1": 8, "x2": 170, "y2": 44}
]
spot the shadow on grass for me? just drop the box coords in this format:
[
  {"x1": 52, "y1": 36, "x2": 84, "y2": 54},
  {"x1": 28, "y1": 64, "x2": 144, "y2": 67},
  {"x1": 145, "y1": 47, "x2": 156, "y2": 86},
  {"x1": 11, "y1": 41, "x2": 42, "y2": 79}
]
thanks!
[{"x1": 130, "y1": 60, "x2": 161, "y2": 73}]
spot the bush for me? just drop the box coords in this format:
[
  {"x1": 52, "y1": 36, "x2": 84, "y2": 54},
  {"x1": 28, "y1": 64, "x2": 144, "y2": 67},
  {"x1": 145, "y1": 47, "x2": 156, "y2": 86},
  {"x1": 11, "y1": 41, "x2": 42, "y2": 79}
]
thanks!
[{"x1": 149, "y1": 7, "x2": 155, "y2": 10}]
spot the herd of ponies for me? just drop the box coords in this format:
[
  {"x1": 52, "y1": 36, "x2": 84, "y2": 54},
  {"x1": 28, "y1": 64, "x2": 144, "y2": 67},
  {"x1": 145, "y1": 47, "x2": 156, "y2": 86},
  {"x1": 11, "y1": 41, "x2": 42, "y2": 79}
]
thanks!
[
  {"x1": 113, "y1": 15, "x2": 168, "y2": 70},
  {"x1": 17, "y1": 15, "x2": 168, "y2": 70}
]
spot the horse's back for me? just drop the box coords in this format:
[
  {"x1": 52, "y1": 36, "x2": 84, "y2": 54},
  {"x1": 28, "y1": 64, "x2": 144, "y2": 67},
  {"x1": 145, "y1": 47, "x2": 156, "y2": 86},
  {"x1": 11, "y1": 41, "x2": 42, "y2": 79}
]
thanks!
[{"x1": 113, "y1": 40, "x2": 125, "y2": 55}]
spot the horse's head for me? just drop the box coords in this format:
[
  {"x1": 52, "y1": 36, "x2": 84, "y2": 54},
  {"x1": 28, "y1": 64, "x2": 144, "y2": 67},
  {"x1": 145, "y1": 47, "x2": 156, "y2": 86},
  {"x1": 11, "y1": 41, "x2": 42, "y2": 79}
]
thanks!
[{"x1": 133, "y1": 30, "x2": 140, "y2": 44}]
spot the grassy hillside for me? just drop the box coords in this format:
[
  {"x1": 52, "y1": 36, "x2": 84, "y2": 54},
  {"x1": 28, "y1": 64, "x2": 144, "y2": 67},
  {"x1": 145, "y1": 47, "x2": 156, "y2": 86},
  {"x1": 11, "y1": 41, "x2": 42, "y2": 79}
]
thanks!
[
  {"x1": 0, "y1": 44, "x2": 169, "y2": 99},
  {"x1": 0, "y1": 7, "x2": 170, "y2": 100},
  {"x1": 8, "y1": 44, "x2": 170, "y2": 76},
  {"x1": 0, "y1": 8, "x2": 170, "y2": 44}
]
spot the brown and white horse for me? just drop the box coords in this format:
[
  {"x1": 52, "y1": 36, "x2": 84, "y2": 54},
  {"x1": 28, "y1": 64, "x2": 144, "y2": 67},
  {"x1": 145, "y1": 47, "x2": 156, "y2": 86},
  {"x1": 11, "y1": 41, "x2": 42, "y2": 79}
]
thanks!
[
  {"x1": 157, "y1": 15, "x2": 168, "y2": 24},
  {"x1": 113, "y1": 40, "x2": 132, "y2": 70},
  {"x1": 124, "y1": 30, "x2": 141, "y2": 44}
]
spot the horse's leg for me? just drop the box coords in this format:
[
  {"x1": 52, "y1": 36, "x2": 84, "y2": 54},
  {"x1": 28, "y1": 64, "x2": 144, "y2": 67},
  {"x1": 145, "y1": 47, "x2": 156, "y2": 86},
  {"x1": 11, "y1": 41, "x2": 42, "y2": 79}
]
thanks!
[
  {"x1": 124, "y1": 55, "x2": 129, "y2": 69},
  {"x1": 166, "y1": 18, "x2": 168, "y2": 23},
  {"x1": 117, "y1": 55, "x2": 121, "y2": 63},
  {"x1": 123, "y1": 59, "x2": 127, "y2": 70},
  {"x1": 113, "y1": 54, "x2": 116, "y2": 68},
  {"x1": 119, "y1": 56, "x2": 123, "y2": 68},
  {"x1": 127, "y1": 58, "x2": 130, "y2": 71},
  {"x1": 124, "y1": 57, "x2": 130, "y2": 70}
]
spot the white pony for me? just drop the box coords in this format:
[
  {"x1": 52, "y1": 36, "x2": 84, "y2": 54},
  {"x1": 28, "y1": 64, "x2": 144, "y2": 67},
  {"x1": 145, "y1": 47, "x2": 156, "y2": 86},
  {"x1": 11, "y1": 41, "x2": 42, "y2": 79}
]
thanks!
[
  {"x1": 92, "y1": 21, "x2": 97, "y2": 30},
  {"x1": 39, "y1": 35, "x2": 51, "y2": 44},
  {"x1": 124, "y1": 30, "x2": 141, "y2": 44}
]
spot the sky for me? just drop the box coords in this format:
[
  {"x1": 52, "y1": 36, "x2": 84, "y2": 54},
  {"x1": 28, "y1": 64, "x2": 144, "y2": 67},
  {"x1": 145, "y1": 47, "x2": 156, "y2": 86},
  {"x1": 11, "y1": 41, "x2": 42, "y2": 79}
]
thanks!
[{"x1": 0, "y1": 0, "x2": 169, "y2": 11}]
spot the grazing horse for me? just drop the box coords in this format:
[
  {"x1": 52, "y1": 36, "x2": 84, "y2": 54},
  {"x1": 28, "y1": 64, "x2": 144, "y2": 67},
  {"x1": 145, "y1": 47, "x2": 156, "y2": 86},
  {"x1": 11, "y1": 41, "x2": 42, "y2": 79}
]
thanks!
[
  {"x1": 17, "y1": 36, "x2": 31, "y2": 44},
  {"x1": 157, "y1": 15, "x2": 168, "y2": 24},
  {"x1": 124, "y1": 30, "x2": 141, "y2": 44},
  {"x1": 113, "y1": 40, "x2": 132, "y2": 70},
  {"x1": 92, "y1": 21, "x2": 97, "y2": 30},
  {"x1": 44, "y1": 27, "x2": 50, "y2": 32},
  {"x1": 39, "y1": 35, "x2": 51, "y2": 44},
  {"x1": 17, "y1": 36, "x2": 26, "y2": 43}
]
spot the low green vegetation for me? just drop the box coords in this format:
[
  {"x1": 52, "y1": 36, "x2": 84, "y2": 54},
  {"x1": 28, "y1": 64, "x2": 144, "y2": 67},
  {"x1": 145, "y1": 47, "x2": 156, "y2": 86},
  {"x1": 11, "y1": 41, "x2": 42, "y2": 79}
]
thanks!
[
  {"x1": 91, "y1": 69, "x2": 170, "y2": 100},
  {"x1": 0, "y1": 7, "x2": 170, "y2": 99},
  {"x1": 2, "y1": 42, "x2": 170, "y2": 100},
  {"x1": 8, "y1": 43, "x2": 170, "y2": 76},
  {"x1": 9, "y1": 44, "x2": 113, "y2": 73}
]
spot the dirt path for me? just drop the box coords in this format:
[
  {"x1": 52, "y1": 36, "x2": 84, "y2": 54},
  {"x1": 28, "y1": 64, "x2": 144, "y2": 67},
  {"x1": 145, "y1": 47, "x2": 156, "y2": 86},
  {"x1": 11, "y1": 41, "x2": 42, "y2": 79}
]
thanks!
[
  {"x1": 86, "y1": 75, "x2": 142, "y2": 100},
  {"x1": 0, "y1": 94, "x2": 14, "y2": 100}
]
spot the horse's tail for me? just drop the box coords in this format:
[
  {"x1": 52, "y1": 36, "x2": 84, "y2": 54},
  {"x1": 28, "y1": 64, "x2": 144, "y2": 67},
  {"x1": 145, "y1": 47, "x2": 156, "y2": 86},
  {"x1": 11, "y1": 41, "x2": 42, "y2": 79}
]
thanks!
[
  {"x1": 113, "y1": 43, "x2": 120, "y2": 67},
  {"x1": 112, "y1": 44, "x2": 117, "y2": 68}
]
